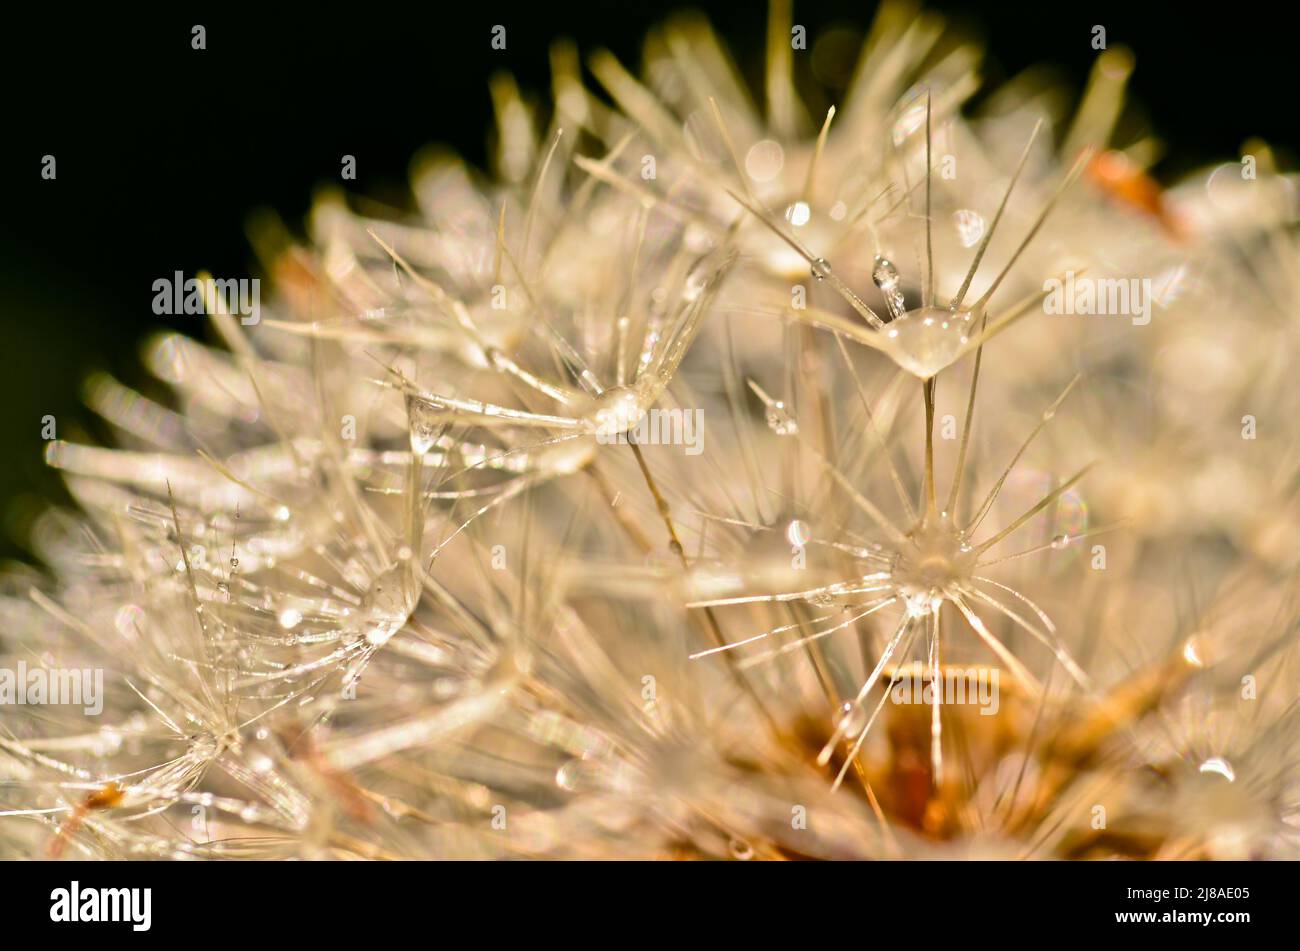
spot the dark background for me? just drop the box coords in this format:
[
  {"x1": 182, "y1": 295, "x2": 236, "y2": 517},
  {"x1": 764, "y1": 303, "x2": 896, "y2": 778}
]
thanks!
[{"x1": 0, "y1": 1, "x2": 1292, "y2": 562}]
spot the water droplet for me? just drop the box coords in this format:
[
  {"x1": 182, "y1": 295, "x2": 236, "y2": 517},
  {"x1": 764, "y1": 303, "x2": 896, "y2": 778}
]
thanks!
[
  {"x1": 729, "y1": 837, "x2": 754, "y2": 860},
  {"x1": 583, "y1": 385, "x2": 646, "y2": 437},
  {"x1": 683, "y1": 223, "x2": 714, "y2": 253},
  {"x1": 278, "y1": 608, "x2": 302, "y2": 630},
  {"x1": 891, "y1": 95, "x2": 926, "y2": 146},
  {"x1": 810, "y1": 257, "x2": 831, "y2": 282},
  {"x1": 1205, "y1": 162, "x2": 1261, "y2": 218},
  {"x1": 1050, "y1": 533, "x2": 1070, "y2": 550},
  {"x1": 407, "y1": 396, "x2": 441, "y2": 455},
  {"x1": 871, "y1": 255, "x2": 908, "y2": 322},
  {"x1": 114, "y1": 604, "x2": 145, "y2": 638},
  {"x1": 765, "y1": 401, "x2": 799, "y2": 436},
  {"x1": 356, "y1": 565, "x2": 415, "y2": 646},
  {"x1": 1199, "y1": 757, "x2": 1236, "y2": 783},
  {"x1": 837, "y1": 700, "x2": 868, "y2": 739},
  {"x1": 555, "y1": 757, "x2": 602, "y2": 793},
  {"x1": 786, "y1": 519, "x2": 811, "y2": 547},
  {"x1": 95, "y1": 727, "x2": 123, "y2": 756},
  {"x1": 784, "y1": 201, "x2": 811, "y2": 227},
  {"x1": 682, "y1": 267, "x2": 709, "y2": 302},
  {"x1": 952, "y1": 208, "x2": 985, "y2": 247},
  {"x1": 876, "y1": 305, "x2": 976, "y2": 379},
  {"x1": 744, "y1": 139, "x2": 784, "y2": 182}
]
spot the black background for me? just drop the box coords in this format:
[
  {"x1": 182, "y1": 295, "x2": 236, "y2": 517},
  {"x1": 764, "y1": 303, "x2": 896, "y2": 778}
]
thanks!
[
  {"x1": 7, "y1": 858, "x2": 1275, "y2": 937},
  {"x1": 1, "y1": 1, "x2": 1293, "y2": 562}
]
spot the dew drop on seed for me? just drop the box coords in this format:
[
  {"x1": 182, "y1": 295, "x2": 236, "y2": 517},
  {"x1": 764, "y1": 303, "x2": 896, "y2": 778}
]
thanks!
[
  {"x1": 876, "y1": 305, "x2": 976, "y2": 379},
  {"x1": 765, "y1": 401, "x2": 799, "y2": 436},
  {"x1": 682, "y1": 267, "x2": 709, "y2": 302},
  {"x1": 871, "y1": 255, "x2": 908, "y2": 323},
  {"x1": 784, "y1": 201, "x2": 811, "y2": 227},
  {"x1": 356, "y1": 564, "x2": 415, "y2": 646},
  {"x1": 583, "y1": 385, "x2": 646, "y2": 437},
  {"x1": 838, "y1": 700, "x2": 868, "y2": 739},
  {"x1": 407, "y1": 396, "x2": 441, "y2": 455},
  {"x1": 115, "y1": 604, "x2": 145, "y2": 638},
  {"x1": 744, "y1": 139, "x2": 784, "y2": 182},
  {"x1": 952, "y1": 208, "x2": 985, "y2": 247},
  {"x1": 891, "y1": 95, "x2": 926, "y2": 146},
  {"x1": 1198, "y1": 757, "x2": 1236, "y2": 783},
  {"x1": 729, "y1": 838, "x2": 754, "y2": 860},
  {"x1": 786, "y1": 519, "x2": 811, "y2": 547},
  {"x1": 555, "y1": 757, "x2": 600, "y2": 792}
]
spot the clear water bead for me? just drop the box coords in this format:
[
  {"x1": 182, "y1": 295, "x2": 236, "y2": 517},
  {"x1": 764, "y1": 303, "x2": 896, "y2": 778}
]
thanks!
[
  {"x1": 871, "y1": 255, "x2": 908, "y2": 322},
  {"x1": 555, "y1": 756, "x2": 604, "y2": 793},
  {"x1": 785, "y1": 519, "x2": 811, "y2": 547},
  {"x1": 837, "y1": 700, "x2": 868, "y2": 738},
  {"x1": 765, "y1": 401, "x2": 799, "y2": 436},
  {"x1": 356, "y1": 564, "x2": 415, "y2": 647},
  {"x1": 583, "y1": 385, "x2": 648, "y2": 437},
  {"x1": 407, "y1": 396, "x2": 441, "y2": 455},
  {"x1": 1199, "y1": 757, "x2": 1236, "y2": 783},
  {"x1": 891, "y1": 96, "x2": 926, "y2": 146},
  {"x1": 729, "y1": 838, "x2": 755, "y2": 860},
  {"x1": 952, "y1": 209, "x2": 986, "y2": 247},
  {"x1": 877, "y1": 305, "x2": 976, "y2": 379}
]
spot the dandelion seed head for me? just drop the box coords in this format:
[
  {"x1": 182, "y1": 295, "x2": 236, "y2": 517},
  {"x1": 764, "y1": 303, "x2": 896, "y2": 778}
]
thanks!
[
  {"x1": 893, "y1": 517, "x2": 977, "y2": 614},
  {"x1": 2, "y1": 5, "x2": 1298, "y2": 863}
]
